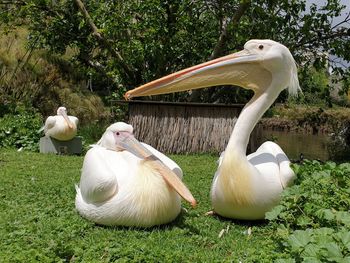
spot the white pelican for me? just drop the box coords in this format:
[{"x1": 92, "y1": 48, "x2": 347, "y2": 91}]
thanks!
[
  {"x1": 43, "y1": 106, "x2": 78, "y2": 141},
  {"x1": 75, "y1": 122, "x2": 196, "y2": 227},
  {"x1": 124, "y1": 39, "x2": 300, "y2": 220}
]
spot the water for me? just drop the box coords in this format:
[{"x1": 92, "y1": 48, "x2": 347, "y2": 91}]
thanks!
[{"x1": 257, "y1": 129, "x2": 331, "y2": 161}]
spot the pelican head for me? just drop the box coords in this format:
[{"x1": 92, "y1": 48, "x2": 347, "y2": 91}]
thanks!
[
  {"x1": 98, "y1": 122, "x2": 133, "y2": 150},
  {"x1": 97, "y1": 122, "x2": 149, "y2": 158},
  {"x1": 124, "y1": 39, "x2": 300, "y2": 99},
  {"x1": 57, "y1": 106, "x2": 67, "y2": 115},
  {"x1": 57, "y1": 106, "x2": 74, "y2": 129}
]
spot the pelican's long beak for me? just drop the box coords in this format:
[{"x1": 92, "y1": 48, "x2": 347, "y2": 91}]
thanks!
[
  {"x1": 119, "y1": 135, "x2": 197, "y2": 207},
  {"x1": 61, "y1": 111, "x2": 74, "y2": 129},
  {"x1": 124, "y1": 50, "x2": 261, "y2": 99}
]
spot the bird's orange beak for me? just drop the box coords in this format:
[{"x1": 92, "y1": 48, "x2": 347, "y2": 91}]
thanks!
[
  {"x1": 124, "y1": 50, "x2": 260, "y2": 100},
  {"x1": 119, "y1": 135, "x2": 197, "y2": 207}
]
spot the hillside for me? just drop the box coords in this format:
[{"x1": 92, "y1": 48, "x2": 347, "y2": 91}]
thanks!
[{"x1": 0, "y1": 28, "x2": 109, "y2": 124}]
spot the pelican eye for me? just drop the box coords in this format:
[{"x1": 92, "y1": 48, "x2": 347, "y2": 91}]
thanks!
[
  {"x1": 258, "y1": 45, "x2": 264, "y2": 50},
  {"x1": 116, "y1": 132, "x2": 120, "y2": 136}
]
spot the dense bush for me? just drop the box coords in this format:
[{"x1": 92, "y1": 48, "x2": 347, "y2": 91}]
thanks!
[{"x1": 0, "y1": 105, "x2": 43, "y2": 151}]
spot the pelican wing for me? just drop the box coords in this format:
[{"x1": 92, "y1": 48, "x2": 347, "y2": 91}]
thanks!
[
  {"x1": 79, "y1": 146, "x2": 118, "y2": 203},
  {"x1": 44, "y1": 116, "x2": 56, "y2": 132}
]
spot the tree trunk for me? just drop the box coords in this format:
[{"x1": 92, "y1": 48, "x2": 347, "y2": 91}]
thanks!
[
  {"x1": 74, "y1": 0, "x2": 135, "y2": 83},
  {"x1": 189, "y1": 0, "x2": 251, "y2": 102}
]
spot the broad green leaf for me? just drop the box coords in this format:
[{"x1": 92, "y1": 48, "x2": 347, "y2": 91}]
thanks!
[
  {"x1": 287, "y1": 230, "x2": 313, "y2": 251},
  {"x1": 338, "y1": 257, "x2": 350, "y2": 263},
  {"x1": 312, "y1": 228, "x2": 335, "y2": 247},
  {"x1": 265, "y1": 205, "x2": 284, "y2": 220},
  {"x1": 322, "y1": 209, "x2": 335, "y2": 221},
  {"x1": 302, "y1": 257, "x2": 322, "y2": 263},
  {"x1": 335, "y1": 211, "x2": 350, "y2": 226},
  {"x1": 301, "y1": 243, "x2": 320, "y2": 258},
  {"x1": 313, "y1": 228, "x2": 334, "y2": 236},
  {"x1": 335, "y1": 231, "x2": 350, "y2": 251},
  {"x1": 324, "y1": 242, "x2": 344, "y2": 259}
]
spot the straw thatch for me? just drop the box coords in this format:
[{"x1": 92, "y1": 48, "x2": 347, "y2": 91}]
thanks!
[{"x1": 120, "y1": 101, "x2": 262, "y2": 154}]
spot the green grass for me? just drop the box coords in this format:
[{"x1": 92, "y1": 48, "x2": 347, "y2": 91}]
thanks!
[
  {"x1": 2, "y1": 149, "x2": 349, "y2": 262},
  {"x1": 0, "y1": 149, "x2": 277, "y2": 262}
]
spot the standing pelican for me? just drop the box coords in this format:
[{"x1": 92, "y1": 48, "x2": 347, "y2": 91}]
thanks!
[
  {"x1": 75, "y1": 122, "x2": 196, "y2": 227},
  {"x1": 124, "y1": 39, "x2": 300, "y2": 220},
  {"x1": 43, "y1": 106, "x2": 78, "y2": 141}
]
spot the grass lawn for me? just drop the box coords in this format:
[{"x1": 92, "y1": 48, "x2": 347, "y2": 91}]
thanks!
[{"x1": 0, "y1": 149, "x2": 278, "y2": 262}]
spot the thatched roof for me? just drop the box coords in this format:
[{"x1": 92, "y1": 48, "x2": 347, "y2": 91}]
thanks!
[{"x1": 117, "y1": 100, "x2": 261, "y2": 154}]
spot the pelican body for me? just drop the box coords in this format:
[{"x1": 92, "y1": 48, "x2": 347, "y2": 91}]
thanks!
[
  {"x1": 75, "y1": 122, "x2": 196, "y2": 227},
  {"x1": 125, "y1": 39, "x2": 300, "y2": 220},
  {"x1": 44, "y1": 107, "x2": 78, "y2": 141}
]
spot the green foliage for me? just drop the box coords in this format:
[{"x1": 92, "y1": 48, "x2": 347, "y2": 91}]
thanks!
[
  {"x1": 0, "y1": 105, "x2": 43, "y2": 151},
  {"x1": 266, "y1": 161, "x2": 350, "y2": 262},
  {"x1": 265, "y1": 104, "x2": 350, "y2": 133},
  {"x1": 281, "y1": 228, "x2": 350, "y2": 262},
  {"x1": 295, "y1": 67, "x2": 332, "y2": 107},
  {"x1": 1, "y1": 0, "x2": 348, "y2": 104}
]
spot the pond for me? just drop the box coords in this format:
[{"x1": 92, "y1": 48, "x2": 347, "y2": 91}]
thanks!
[{"x1": 256, "y1": 129, "x2": 331, "y2": 162}]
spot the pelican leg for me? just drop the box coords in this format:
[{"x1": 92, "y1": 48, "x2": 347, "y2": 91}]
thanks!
[{"x1": 205, "y1": 210, "x2": 217, "y2": 216}]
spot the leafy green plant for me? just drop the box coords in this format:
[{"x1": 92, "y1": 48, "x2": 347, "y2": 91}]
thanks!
[
  {"x1": 267, "y1": 161, "x2": 350, "y2": 262},
  {"x1": 275, "y1": 228, "x2": 350, "y2": 262},
  {"x1": 0, "y1": 105, "x2": 43, "y2": 151}
]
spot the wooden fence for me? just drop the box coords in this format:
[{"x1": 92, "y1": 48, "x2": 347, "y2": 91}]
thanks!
[{"x1": 117, "y1": 100, "x2": 262, "y2": 154}]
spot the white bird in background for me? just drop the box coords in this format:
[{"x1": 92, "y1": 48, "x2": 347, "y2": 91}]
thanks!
[
  {"x1": 43, "y1": 106, "x2": 78, "y2": 141},
  {"x1": 75, "y1": 122, "x2": 196, "y2": 227},
  {"x1": 125, "y1": 39, "x2": 300, "y2": 220}
]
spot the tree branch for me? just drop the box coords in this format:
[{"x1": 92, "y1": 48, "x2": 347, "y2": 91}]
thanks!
[
  {"x1": 190, "y1": 0, "x2": 251, "y2": 102},
  {"x1": 0, "y1": 1, "x2": 25, "y2": 4},
  {"x1": 293, "y1": 28, "x2": 350, "y2": 49},
  {"x1": 331, "y1": 12, "x2": 350, "y2": 30},
  {"x1": 74, "y1": 0, "x2": 135, "y2": 82},
  {"x1": 210, "y1": 0, "x2": 251, "y2": 59}
]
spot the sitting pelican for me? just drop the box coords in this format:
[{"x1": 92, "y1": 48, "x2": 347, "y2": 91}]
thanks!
[
  {"x1": 124, "y1": 39, "x2": 300, "y2": 220},
  {"x1": 75, "y1": 122, "x2": 196, "y2": 227},
  {"x1": 43, "y1": 106, "x2": 78, "y2": 141}
]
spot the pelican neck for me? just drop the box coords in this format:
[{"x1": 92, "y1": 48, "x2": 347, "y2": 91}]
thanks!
[{"x1": 226, "y1": 90, "x2": 279, "y2": 155}]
